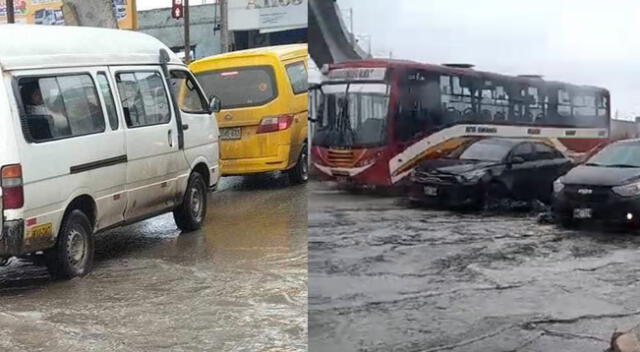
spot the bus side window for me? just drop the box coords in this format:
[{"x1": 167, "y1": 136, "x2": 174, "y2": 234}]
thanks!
[
  {"x1": 557, "y1": 89, "x2": 572, "y2": 123},
  {"x1": 479, "y1": 80, "x2": 495, "y2": 122},
  {"x1": 396, "y1": 73, "x2": 441, "y2": 141},
  {"x1": 508, "y1": 86, "x2": 526, "y2": 123},
  {"x1": 573, "y1": 93, "x2": 596, "y2": 127},
  {"x1": 527, "y1": 86, "x2": 544, "y2": 123},
  {"x1": 446, "y1": 75, "x2": 475, "y2": 122},
  {"x1": 597, "y1": 95, "x2": 608, "y2": 118},
  {"x1": 452, "y1": 76, "x2": 462, "y2": 96}
]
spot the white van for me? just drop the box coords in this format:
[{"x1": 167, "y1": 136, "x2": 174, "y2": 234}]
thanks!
[{"x1": 0, "y1": 25, "x2": 221, "y2": 279}]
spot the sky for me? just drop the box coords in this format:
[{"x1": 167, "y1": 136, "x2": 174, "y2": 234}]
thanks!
[{"x1": 337, "y1": 0, "x2": 640, "y2": 119}]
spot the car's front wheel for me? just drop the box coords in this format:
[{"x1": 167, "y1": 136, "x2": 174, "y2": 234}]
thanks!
[
  {"x1": 45, "y1": 209, "x2": 94, "y2": 279},
  {"x1": 173, "y1": 172, "x2": 207, "y2": 232},
  {"x1": 481, "y1": 181, "x2": 509, "y2": 211}
]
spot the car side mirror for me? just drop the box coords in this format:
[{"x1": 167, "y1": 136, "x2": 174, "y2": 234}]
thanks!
[
  {"x1": 510, "y1": 156, "x2": 525, "y2": 164},
  {"x1": 209, "y1": 95, "x2": 222, "y2": 114}
]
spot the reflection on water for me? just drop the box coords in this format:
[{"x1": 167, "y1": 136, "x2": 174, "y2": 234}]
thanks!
[
  {"x1": 0, "y1": 175, "x2": 307, "y2": 352},
  {"x1": 309, "y1": 180, "x2": 639, "y2": 352}
]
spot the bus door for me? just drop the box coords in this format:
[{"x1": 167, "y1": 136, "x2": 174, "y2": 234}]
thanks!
[{"x1": 395, "y1": 70, "x2": 442, "y2": 147}]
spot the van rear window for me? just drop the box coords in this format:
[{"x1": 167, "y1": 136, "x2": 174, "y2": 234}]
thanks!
[{"x1": 195, "y1": 66, "x2": 277, "y2": 109}]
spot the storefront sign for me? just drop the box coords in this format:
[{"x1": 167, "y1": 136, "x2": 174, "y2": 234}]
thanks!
[
  {"x1": 0, "y1": 0, "x2": 137, "y2": 29},
  {"x1": 228, "y1": 0, "x2": 307, "y2": 32}
]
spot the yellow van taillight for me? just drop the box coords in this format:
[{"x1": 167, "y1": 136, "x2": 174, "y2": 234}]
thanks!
[
  {"x1": 1, "y1": 164, "x2": 24, "y2": 209},
  {"x1": 256, "y1": 114, "x2": 294, "y2": 134}
]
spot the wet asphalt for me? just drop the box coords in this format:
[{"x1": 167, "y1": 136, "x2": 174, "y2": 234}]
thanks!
[
  {"x1": 309, "y1": 180, "x2": 640, "y2": 352},
  {"x1": 0, "y1": 175, "x2": 307, "y2": 352}
]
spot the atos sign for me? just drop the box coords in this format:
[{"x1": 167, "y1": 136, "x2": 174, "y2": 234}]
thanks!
[
  {"x1": 229, "y1": 0, "x2": 307, "y2": 31},
  {"x1": 172, "y1": 0, "x2": 183, "y2": 20}
]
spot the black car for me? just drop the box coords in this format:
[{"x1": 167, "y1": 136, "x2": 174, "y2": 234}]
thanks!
[
  {"x1": 553, "y1": 139, "x2": 640, "y2": 227},
  {"x1": 408, "y1": 138, "x2": 573, "y2": 209}
]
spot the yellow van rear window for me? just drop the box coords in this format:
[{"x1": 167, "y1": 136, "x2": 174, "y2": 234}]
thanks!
[{"x1": 195, "y1": 66, "x2": 277, "y2": 109}]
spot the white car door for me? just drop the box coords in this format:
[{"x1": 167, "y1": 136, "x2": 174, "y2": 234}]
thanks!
[
  {"x1": 168, "y1": 67, "x2": 219, "y2": 189},
  {"x1": 112, "y1": 67, "x2": 181, "y2": 221}
]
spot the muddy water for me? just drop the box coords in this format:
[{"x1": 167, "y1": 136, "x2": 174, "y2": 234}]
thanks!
[
  {"x1": 0, "y1": 176, "x2": 307, "y2": 352},
  {"x1": 309, "y1": 180, "x2": 640, "y2": 352}
]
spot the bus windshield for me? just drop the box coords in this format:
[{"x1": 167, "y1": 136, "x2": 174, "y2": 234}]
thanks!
[{"x1": 313, "y1": 83, "x2": 390, "y2": 148}]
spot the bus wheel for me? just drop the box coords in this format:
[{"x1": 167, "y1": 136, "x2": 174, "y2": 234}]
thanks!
[
  {"x1": 288, "y1": 143, "x2": 309, "y2": 184},
  {"x1": 174, "y1": 171, "x2": 207, "y2": 232},
  {"x1": 45, "y1": 209, "x2": 94, "y2": 280}
]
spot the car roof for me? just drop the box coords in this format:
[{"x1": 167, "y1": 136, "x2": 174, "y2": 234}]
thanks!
[
  {"x1": 0, "y1": 24, "x2": 182, "y2": 70},
  {"x1": 191, "y1": 44, "x2": 307, "y2": 66}
]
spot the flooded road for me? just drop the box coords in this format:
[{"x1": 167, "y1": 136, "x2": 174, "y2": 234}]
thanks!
[
  {"x1": 309, "y1": 180, "x2": 640, "y2": 352},
  {"x1": 0, "y1": 175, "x2": 307, "y2": 352}
]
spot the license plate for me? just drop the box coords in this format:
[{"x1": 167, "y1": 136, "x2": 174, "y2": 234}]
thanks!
[
  {"x1": 336, "y1": 176, "x2": 348, "y2": 183},
  {"x1": 424, "y1": 186, "x2": 438, "y2": 196},
  {"x1": 573, "y1": 208, "x2": 592, "y2": 219},
  {"x1": 28, "y1": 223, "x2": 53, "y2": 239},
  {"x1": 220, "y1": 127, "x2": 241, "y2": 140}
]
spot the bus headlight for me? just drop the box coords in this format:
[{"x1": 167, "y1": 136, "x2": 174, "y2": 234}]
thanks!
[
  {"x1": 553, "y1": 177, "x2": 565, "y2": 193},
  {"x1": 613, "y1": 181, "x2": 640, "y2": 197}
]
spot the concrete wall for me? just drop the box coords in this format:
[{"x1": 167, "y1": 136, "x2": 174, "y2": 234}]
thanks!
[
  {"x1": 611, "y1": 119, "x2": 640, "y2": 141},
  {"x1": 138, "y1": 4, "x2": 221, "y2": 61}
]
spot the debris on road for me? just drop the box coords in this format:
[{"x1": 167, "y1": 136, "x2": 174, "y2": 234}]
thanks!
[{"x1": 609, "y1": 327, "x2": 640, "y2": 352}]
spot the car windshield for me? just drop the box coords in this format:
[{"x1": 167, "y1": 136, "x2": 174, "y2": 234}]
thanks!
[
  {"x1": 457, "y1": 140, "x2": 512, "y2": 162},
  {"x1": 587, "y1": 143, "x2": 640, "y2": 167},
  {"x1": 312, "y1": 83, "x2": 390, "y2": 148}
]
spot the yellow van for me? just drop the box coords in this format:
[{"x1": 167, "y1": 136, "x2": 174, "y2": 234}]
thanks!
[{"x1": 190, "y1": 44, "x2": 309, "y2": 183}]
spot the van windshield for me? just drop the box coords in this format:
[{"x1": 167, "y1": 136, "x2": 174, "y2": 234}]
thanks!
[{"x1": 195, "y1": 66, "x2": 277, "y2": 109}]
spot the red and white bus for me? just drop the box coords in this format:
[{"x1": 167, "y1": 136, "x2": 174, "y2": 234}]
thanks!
[{"x1": 311, "y1": 59, "x2": 610, "y2": 186}]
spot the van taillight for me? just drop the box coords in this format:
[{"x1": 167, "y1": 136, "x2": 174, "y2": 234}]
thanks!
[
  {"x1": 2, "y1": 164, "x2": 23, "y2": 209},
  {"x1": 256, "y1": 115, "x2": 294, "y2": 134}
]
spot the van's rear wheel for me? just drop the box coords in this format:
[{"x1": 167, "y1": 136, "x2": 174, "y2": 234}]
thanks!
[
  {"x1": 45, "y1": 209, "x2": 94, "y2": 280},
  {"x1": 288, "y1": 143, "x2": 308, "y2": 184},
  {"x1": 174, "y1": 172, "x2": 207, "y2": 232}
]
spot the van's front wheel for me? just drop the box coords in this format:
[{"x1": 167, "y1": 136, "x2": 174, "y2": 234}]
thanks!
[
  {"x1": 45, "y1": 209, "x2": 94, "y2": 280},
  {"x1": 288, "y1": 143, "x2": 308, "y2": 184},
  {"x1": 174, "y1": 172, "x2": 207, "y2": 232}
]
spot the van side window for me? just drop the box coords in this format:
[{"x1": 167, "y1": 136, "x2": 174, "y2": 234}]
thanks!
[
  {"x1": 18, "y1": 74, "x2": 105, "y2": 142},
  {"x1": 285, "y1": 61, "x2": 308, "y2": 95},
  {"x1": 169, "y1": 70, "x2": 209, "y2": 114},
  {"x1": 115, "y1": 71, "x2": 171, "y2": 128},
  {"x1": 97, "y1": 73, "x2": 119, "y2": 130}
]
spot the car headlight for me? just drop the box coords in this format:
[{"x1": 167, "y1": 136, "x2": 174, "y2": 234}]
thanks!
[
  {"x1": 553, "y1": 177, "x2": 565, "y2": 193},
  {"x1": 613, "y1": 181, "x2": 640, "y2": 197},
  {"x1": 461, "y1": 169, "x2": 486, "y2": 182}
]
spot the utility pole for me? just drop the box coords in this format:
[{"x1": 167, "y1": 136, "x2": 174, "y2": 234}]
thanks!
[
  {"x1": 220, "y1": 0, "x2": 229, "y2": 53},
  {"x1": 6, "y1": 0, "x2": 14, "y2": 24},
  {"x1": 184, "y1": 0, "x2": 191, "y2": 63}
]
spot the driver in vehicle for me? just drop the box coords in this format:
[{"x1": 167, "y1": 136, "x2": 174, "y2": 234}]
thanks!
[{"x1": 20, "y1": 81, "x2": 71, "y2": 138}]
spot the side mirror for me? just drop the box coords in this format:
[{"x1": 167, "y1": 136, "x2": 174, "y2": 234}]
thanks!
[
  {"x1": 510, "y1": 156, "x2": 525, "y2": 164},
  {"x1": 209, "y1": 95, "x2": 222, "y2": 114}
]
